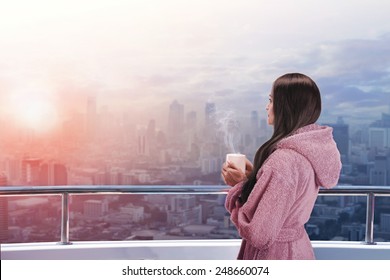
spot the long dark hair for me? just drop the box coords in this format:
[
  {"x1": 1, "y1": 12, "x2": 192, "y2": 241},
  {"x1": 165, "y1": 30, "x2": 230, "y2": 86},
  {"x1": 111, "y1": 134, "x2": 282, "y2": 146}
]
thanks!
[{"x1": 239, "y1": 73, "x2": 322, "y2": 203}]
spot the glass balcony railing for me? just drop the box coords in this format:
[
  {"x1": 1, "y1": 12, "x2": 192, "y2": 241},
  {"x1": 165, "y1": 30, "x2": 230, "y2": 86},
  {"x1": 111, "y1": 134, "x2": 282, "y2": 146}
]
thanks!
[
  {"x1": 1, "y1": 185, "x2": 390, "y2": 245},
  {"x1": 1, "y1": 185, "x2": 390, "y2": 260}
]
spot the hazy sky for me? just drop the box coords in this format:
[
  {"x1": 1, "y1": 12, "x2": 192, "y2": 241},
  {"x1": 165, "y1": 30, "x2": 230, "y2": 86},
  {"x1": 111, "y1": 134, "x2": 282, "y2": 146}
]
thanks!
[{"x1": 1, "y1": 0, "x2": 390, "y2": 129}]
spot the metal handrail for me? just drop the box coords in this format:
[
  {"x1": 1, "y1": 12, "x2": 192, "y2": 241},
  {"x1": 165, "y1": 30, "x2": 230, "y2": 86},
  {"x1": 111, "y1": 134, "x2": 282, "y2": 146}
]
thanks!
[
  {"x1": 1, "y1": 185, "x2": 389, "y2": 245},
  {"x1": 1, "y1": 185, "x2": 390, "y2": 195}
]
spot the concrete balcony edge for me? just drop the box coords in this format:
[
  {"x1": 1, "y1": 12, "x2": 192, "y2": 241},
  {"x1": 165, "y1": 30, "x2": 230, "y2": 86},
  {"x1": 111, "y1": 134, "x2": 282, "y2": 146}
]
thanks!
[{"x1": 2, "y1": 240, "x2": 390, "y2": 260}]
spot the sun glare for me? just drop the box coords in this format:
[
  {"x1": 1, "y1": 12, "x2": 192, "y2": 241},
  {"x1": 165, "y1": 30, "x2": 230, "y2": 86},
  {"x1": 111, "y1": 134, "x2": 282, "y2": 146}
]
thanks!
[
  {"x1": 22, "y1": 100, "x2": 53, "y2": 128},
  {"x1": 8, "y1": 90, "x2": 58, "y2": 131}
]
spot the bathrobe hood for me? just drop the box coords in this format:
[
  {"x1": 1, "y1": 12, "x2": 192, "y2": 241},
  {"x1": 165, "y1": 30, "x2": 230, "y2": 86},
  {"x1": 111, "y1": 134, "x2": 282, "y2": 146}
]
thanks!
[{"x1": 277, "y1": 123, "x2": 341, "y2": 188}]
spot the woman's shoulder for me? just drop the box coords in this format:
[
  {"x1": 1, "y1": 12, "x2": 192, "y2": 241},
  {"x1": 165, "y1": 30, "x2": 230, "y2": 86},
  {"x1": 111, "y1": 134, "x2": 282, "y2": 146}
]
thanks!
[
  {"x1": 261, "y1": 148, "x2": 312, "y2": 177},
  {"x1": 253, "y1": 149, "x2": 312, "y2": 189},
  {"x1": 266, "y1": 148, "x2": 306, "y2": 165}
]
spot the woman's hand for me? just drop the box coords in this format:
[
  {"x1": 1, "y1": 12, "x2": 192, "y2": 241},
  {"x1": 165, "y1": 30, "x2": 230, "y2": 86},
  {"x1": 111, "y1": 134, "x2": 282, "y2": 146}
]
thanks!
[{"x1": 221, "y1": 158, "x2": 253, "y2": 187}]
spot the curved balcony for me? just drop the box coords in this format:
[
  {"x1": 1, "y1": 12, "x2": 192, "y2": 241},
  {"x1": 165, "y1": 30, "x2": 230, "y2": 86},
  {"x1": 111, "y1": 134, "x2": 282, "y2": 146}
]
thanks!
[{"x1": 1, "y1": 185, "x2": 390, "y2": 260}]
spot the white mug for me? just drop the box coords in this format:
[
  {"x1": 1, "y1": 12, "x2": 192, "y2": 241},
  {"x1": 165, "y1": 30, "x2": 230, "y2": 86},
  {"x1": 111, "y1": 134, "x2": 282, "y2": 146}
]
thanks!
[{"x1": 226, "y1": 153, "x2": 246, "y2": 173}]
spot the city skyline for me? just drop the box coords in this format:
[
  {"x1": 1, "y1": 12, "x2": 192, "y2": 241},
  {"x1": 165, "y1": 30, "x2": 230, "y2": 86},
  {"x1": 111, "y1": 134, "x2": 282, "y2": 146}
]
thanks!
[{"x1": 1, "y1": 95, "x2": 390, "y2": 186}]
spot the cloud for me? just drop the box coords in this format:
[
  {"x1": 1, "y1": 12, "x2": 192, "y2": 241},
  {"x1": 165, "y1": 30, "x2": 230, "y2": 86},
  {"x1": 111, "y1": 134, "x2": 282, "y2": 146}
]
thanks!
[
  {"x1": 1, "y1": 1, "x2": 390, "y2": 129},
  {"x1": 256, "y1": 34, "x2": 390, "y2": 124}
]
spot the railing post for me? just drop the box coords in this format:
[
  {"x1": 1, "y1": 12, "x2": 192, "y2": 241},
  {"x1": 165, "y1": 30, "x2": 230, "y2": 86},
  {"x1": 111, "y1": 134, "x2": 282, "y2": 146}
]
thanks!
[
  {"x1": 364, "y1": 192, "x2": 376, "y2": 245},
  {"x1": 59, "y1": 192, "x2": 72, "y2": 245}
]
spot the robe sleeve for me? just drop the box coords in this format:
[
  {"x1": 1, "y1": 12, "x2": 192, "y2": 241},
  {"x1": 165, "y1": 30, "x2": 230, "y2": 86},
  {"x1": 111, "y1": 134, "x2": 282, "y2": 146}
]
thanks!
[
  {"x1": 225, "y1": 154, "x2": 298, "y2": 250},
  {"x1": 224, "y1": 181, "x2": 245, "y2": 212}
]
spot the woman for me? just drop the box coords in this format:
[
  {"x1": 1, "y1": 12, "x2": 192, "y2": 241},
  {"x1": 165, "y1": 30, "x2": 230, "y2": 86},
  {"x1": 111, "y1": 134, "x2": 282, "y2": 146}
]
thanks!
[{"x1": 221, "y1": 73, "x2": 341, "y2": 260}]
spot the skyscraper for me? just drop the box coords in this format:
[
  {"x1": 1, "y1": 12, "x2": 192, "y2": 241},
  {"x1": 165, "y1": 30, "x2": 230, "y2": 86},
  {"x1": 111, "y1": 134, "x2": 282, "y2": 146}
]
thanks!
[
  {"x1": 39, "y1": 162, "x2": 68, "y2": 186},
  {"x1": 4, "y1": 157, "x2": 21, "y2": 185},
  {"x1": 136, "y1": 125, "x2": 149, "y2": 156},
  {"x1": 204, "y1": 102, "x2": 216, "y2": 140},
  {"x1": 167, "y1": 100, "x2": 185, "y2": 143},
  {"x1": 167, "y1": 195, "x2": 202, "y2": 226},
  {"x1": 326, "y1": 117, "x2": 349, "y2": 163},
  {"x1": 182, "y1": 111, "x2": 199, "y2": 154},
  {"x1": 186, "y1": 111, "x2": 197, "y2": 132},
  {"x1": 205, "y1": 102, "x2": 216, "y2": 126},
  {"x1": 21, "y1": 158, "x2": 42, "y2": 185},
  {"x1": 370, "y1": 153, "x2": 390, "y2": 186},
  {"x1": 369, "y1": 128, "x2": 389, "y2": 150},
  {"x1": 147, "y1": 119, "x2": 156, "y2": 143},
  {"x1": 250, "y1": 110, "x2": 259, "y2": 133},
  {"x1": 368, "y1": 113, "x2": 390, "y2": 151},
  {"x1": 146, "y1": 119, "x2": 157, "y2": 156}
]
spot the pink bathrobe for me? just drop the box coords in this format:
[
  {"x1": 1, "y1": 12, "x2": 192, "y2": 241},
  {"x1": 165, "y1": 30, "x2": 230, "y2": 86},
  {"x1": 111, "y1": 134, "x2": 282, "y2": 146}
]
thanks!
[{"x1": 225, "y1": 123, "x2": 341, "y2": 260}]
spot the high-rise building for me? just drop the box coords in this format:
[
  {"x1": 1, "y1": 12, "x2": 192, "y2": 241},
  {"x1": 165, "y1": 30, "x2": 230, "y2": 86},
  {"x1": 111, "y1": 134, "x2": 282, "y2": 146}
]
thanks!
[
  {"x1": 109, "y1": 169, "x2": 123, "y2": 185},
  {"x1": 39, "y1": 162, "x2": 68, "y2": 186},
  {"x1": 367, "y1": 113, "x2": 390, "y2": 185},
  {"x1": 201, "y1": 157, "x2": 221, "y2": 175},
  {"x1": 21, "y1": 158, "x2": 42, "y2": 185},
  {"x1": 369, "y1": 113, "x2": 390, "y2": 150},
  {"x1": 246, "y1": 110, "x2": 261, "y2": 155},
  {"x1": 0, "y1": 173, "x2": 8, "y2": 242},
  {"x1": 260, "y1": 118, "x2": 267, "y2": 131},
  {"x1": 84, "y1": 199, "x2": 108, "y2": 219},
  {"x1": 171, "y1": 195, "x2": 195, "y2": 211},
  {"x1": 136, "y1": 125, "x2": 149, "y2": 156},
  {"x1": 146, "y1": 119, "x2": 157, "y2": 156},
  {"x1": 93, "y1": 171, "x2": 109, "y2": 185},
  {"x1": 184, "y1": 111, "x2": 198, "y2": 153},
  {"x1": 369, "y1": 127, "x2": 390, "y2": 150},
  {"x1": 326, "y1": 117, "x2": 349, "y2": 163},
  {"x1": 167, "y1": 195, "x2": 202, "y2": 226},
  {"x1": 205, "y1": 102, "x2": 216, "y2": 123},
  {"x1": 52, "y1": 163, "x2": 68, "y2": 185},
  {"x1": 168, "y1": 100, "x2": 185, "y2": 143},
  {"x1": 204, "y1": 102, "x2": 217, "y2": 140},
  {"x1": 250, "y1": 110, "x2": 259, "y2": 133},
  {"x1": 4, "y1": 157, "x2": 21, "y2": 185},
  {"x1": 370, "y1": 154, "x2": 390, "y2": 186},
  {"x1": 186, "y1": 111, "x2": 197, "y2": 131},
  {"x1": 147, "y1": 119, "x2": 156, "y2": 143},
  {"x1": 120, "y1": 204, "x2": 144, "y2": 223},
  {"x1": 381, "y1": 213, "x2": 390, "y2": 232},
  {"x1": 371, "y1": 113, "x2": 390, "y2": 127}
]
